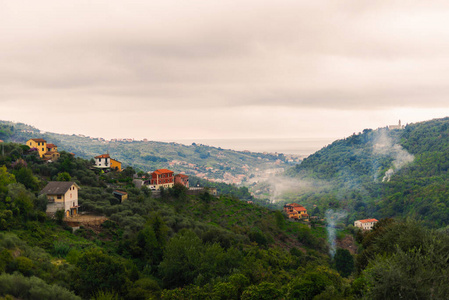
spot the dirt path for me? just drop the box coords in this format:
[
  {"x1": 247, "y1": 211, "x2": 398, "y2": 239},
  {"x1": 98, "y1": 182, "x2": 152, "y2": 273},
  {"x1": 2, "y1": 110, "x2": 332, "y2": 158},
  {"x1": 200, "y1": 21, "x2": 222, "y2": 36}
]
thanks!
[{"x1": 64, "y1": 214, "x2": 108, "y2": 228}]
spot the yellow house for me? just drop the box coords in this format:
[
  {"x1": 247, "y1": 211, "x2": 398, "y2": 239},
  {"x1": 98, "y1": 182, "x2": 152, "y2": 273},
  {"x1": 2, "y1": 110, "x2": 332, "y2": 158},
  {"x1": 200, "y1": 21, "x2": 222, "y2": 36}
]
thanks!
[
  {"x1": 110, "y1": 158, "x2": 122, "y2": 172},
  {"x1": 46, "y1": 143, "x2": 58, "y2": 152},
  {"x1": 26, "y1": 139, "x2": 47, "y2": 157},
  {"x1": 42, "y1": 143, "x2": 60, "y2": 161}
]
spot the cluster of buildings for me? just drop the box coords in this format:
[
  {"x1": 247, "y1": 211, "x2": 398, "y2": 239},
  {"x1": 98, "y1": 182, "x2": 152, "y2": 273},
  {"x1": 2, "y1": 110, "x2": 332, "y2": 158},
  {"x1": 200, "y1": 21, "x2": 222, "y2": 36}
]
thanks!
[
  {"x1": 133, "y1": 168, "x2": 217, "y2": 196},
  {"x1": 133, "y1": 168, "x2": 189, "y2": 190},
  {"x1": 283, "y1": 203, "x2": 309, "y2": 221},
  {"x1": 26, "y1": 138, "x2": 61, "y2": 162}
]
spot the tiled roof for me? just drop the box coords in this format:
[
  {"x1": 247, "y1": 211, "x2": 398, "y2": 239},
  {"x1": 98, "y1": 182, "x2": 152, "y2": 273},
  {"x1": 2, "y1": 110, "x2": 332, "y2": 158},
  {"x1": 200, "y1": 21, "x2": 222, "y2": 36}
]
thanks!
[
  {"x1": 43, "y1": 151, "x2": 58, "y2": 155},
  {"x1": 294, "y1": 206, "x2": 307, "y2": 212},
  {"x1": 153, "y1": 169, "x2": 174, "y2": 174},
  {"x1": 357, "y1": 218, "x2": 378, "y2": 223},
  {"x1": 46, "y1": 144, "x2": 56, "y2": 148},
  {"x1": 95, "y1": 154, "x2": 110, "y2": 159},
  {"x1": 176, "y1": 174, "x2": 189, "y2": 178},
  {"x1": 41, "y1": 181, "x2": 79, "y2": 195},
  {"x1": 30, "y1": 138, "x2": 46, "y2": 142},
  {"x1": 110, "y1": 158, "x2": 121, "y2": 163},
  {"x1": 285, "y1": 203, "x2": 304, "y2": 208}
]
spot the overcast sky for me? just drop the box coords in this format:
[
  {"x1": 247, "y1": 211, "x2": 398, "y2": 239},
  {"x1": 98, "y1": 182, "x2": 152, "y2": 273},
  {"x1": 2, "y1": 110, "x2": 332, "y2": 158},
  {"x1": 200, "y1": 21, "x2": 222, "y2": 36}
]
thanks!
[{"x1": 2, "y1": 1, "x2": 449, "y2": 143}]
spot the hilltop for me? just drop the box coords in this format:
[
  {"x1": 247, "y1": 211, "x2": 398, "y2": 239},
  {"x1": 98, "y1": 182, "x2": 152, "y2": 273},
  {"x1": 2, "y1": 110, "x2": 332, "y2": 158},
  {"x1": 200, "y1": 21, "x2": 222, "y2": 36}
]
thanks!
[
  {"x1": 0, "y1": 120, "x2": 297, "y2": 186},
  {"x1": 285, "y1": 117, "x2": 449, "y2": 227}
]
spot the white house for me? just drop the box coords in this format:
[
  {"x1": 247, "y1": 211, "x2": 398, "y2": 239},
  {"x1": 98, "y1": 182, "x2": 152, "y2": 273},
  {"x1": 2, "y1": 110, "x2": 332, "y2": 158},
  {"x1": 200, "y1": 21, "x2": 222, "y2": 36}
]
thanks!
[
  {"x1": 354, "y1": 218, "x2": 378, "y2": 230},
  {"x1": 94, "y1": 154, "x2": 111, "y2": 169},
  {"x1": 41, "y1": 181, "x2": 80, "y2": 217}
]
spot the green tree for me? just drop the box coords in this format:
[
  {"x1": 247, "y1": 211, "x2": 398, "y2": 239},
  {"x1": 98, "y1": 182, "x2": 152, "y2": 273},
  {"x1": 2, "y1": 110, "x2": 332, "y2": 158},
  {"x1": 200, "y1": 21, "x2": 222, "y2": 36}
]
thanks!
[
  {"x1": 74, "y1": 248, "x2": 130, "y2": 298},
  {"x1": 127, "y1": 278, "x2": 161, "y2": 300},
  {"x1": 7, "y1": 183, "x2": 34, "y2": 218},
  {"x1": 13, "y1": 167, "x2": 39, "y2": 191},
  {"x1": 241, "y1": 282, "x2": 283, "y2": 300},
  {"x1": 158, "y1": 230, "x2": 204, "y2": 287},
  {"x1": 334, "y1": 248, "x2": 354, "y2": 277},
  {"x1": 56, "y1": 172, "x2": 71, "y2": 181},
  {"x1": 35, "y1": 194, "x2": 48, "y2": 212},
  {"x1": 0, "y1": 165, "x2": 15, "y2": 196},
  {"x1": 54, "y1": 210, "x2": 65, "y2": 225}
]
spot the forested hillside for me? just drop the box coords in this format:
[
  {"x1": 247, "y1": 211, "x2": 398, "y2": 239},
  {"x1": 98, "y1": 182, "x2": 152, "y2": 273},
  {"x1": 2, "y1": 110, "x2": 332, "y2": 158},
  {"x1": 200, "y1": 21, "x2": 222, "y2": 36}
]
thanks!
[
  {"x1": 287, "y1": 117, "x2": 449, "y2": 228},
  {"x1": 0, "y1": 141, "x2": 350, "y2": 299},
  {"x1": 2, "y1": 132, "x2": 449, "y2": 298},
  {"x1": 0, "y1": 120, "x2": 291, "y2": 184}
]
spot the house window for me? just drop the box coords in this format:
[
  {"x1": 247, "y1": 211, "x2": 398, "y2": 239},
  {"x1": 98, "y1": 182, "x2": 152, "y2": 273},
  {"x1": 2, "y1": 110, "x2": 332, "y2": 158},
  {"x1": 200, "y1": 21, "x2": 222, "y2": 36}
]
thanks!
[
  {"x1": 99, "y1": 158, "x2": 102, "y2": 162},
  {"x1": 57, "y1": 195, "x2": 62, "y2": 199}
]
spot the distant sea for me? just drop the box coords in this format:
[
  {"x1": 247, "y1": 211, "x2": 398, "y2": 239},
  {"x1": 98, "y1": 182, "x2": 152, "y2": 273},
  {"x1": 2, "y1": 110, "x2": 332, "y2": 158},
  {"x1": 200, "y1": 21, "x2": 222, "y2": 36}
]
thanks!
[{"x1": 167, "y1": 138, "x2": 335, "y2": 157}]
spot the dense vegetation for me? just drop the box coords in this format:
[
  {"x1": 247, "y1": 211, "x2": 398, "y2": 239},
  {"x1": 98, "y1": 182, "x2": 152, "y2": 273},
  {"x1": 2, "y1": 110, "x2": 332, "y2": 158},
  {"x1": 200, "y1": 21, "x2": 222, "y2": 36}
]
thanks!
[
  {"x1": 0, "y1": 141, "x2": 354, "y2": 299},
  {"x1": 286, "y1": 117, "x2": 449, "y2": 228},
  {"x1": 2, "y1": 117, "x2": 449, "y2": 298}
]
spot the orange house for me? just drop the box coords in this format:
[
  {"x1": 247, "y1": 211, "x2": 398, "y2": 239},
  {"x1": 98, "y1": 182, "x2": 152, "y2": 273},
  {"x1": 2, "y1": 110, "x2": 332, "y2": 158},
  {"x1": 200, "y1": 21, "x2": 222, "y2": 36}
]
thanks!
[
  {"x1": 150, "y1": 169, "x2": 175, "y2": 190},
  {"x1": 284, "y1": 203, "x2": 309, "y2": 220}
]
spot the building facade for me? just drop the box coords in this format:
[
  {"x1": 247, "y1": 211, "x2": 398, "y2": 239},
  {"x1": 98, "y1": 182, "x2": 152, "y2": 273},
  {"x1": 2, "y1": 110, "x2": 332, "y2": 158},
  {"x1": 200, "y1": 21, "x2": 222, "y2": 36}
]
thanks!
[
  {"x1": 26, "y1": 138, "x2": 47, "y2": 157},
  {"x1": 354, "y1": 218, "x2": 378, "y2": 230},
  {"x1": 41, "y1": 181, "x2": 80, "y2": 217},
  {"x1": 94, "y1": 154, "x2": 122, "y2": 171},
  {"x1": 174, "y1": 174, "x2": 189, "y2": 188},
  {"x1": 94, "y1": 154, "x2": 111, "y2": 169},
  {"x1": 150, "y1": 169, "x2": 175, "y2": 190},
  {"x1": 110, "y1": 158, "x2": 122, "y2": 172},
  {"x1": 284, "y1": 203, "x2": 309, "y2": 220}
]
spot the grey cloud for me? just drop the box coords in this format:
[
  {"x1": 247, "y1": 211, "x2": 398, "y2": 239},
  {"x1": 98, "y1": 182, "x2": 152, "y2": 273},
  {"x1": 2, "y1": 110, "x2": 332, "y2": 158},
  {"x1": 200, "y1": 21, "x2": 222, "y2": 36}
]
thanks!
[{"x1": 2, "y1": 0, "x2": 449, "y2": 135}]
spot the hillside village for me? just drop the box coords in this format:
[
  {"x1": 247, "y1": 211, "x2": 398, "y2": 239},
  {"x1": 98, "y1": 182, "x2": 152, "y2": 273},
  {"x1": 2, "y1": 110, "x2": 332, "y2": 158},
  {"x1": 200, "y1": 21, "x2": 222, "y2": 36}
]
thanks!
[
  {"x1": 24, "y1": 137, "x2": 380, "y2": 228},
  {"x1": 2, "y1": 121, "x2": 302, "y2": 188}
]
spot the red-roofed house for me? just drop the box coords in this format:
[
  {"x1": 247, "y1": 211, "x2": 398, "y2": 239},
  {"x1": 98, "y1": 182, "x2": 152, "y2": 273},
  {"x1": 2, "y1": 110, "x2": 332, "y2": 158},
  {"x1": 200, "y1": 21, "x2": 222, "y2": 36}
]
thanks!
[
  {"x1": 150, "y1": 169, "x2": 175, "y2": 190},
  {"x1": 94, "y1": 154, "x2": 111, "y2": 169},
  {"x1": 174, "y1": 174, "x2": 189, "y2": 188},
  {"x1": 93, "y1": 154, "x2": 122, "y2": 171},
  {"x1": 26, "y1": 138, "x2": 47, "y2": 157},
  {"x1": 46, "y1": 144, "x2": 58, "y2": 152},
  {"x1": 283, "y1": 203, "x2": 309, "y2": 220},
  {"x1": 354, "y1": 218, "x2": 378, "y2": 230}
]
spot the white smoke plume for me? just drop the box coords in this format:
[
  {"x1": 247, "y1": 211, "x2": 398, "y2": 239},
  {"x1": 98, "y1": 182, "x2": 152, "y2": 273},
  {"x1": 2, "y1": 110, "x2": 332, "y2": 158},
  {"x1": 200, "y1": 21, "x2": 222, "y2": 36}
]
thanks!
[
  {"x1": 372, "y1": 129, "x2": 414, "y2": 182},
  {"x1": 250, "y1": 174, "x2": 330, "y2": 203},
  {"x1": 325, "y1": 209, "x2": 347, "y2": 258},
  {"x1": 382, "y1": 168, "x2": 394, "y2": 182}
]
